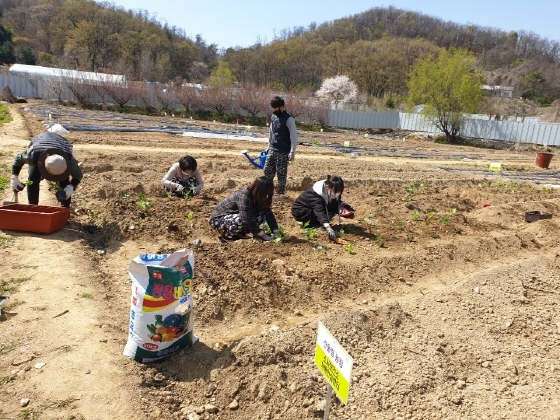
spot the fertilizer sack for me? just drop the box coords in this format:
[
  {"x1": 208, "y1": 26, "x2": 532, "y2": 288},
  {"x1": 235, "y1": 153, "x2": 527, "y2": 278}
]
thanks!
[{"x1": 124, "y1": 248, "x2": 197, "y2": 363}]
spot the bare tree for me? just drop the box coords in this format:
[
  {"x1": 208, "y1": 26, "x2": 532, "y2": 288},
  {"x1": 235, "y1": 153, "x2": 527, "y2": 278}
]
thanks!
[
  {"x1": 62, "y1": 72, "x2": 94, "y2": 107},
  {"x1": 200, "y1": 86, "x2": 232, "y2": 117},
  {"x1": 41, "y1": 77, "x2": 66, "y2": 103},
  {"x1": 174, "y1": 83, "x2": 202, "y2": 114},
  {"x1": 236, "y1": 86, "x2": 271, "y2": 117},
  {"x1": 285, "y1": 93, "x2": 307, "y2": 119},
  {"x1": 104, "y1": 81, "x2": 142, "y2": 107},
  {"x1": 304, "y1": 98, "x2": 331, "y2": 127},
  {"x1": 153, "y1": 84, "x2": 176, "y2": 115}
]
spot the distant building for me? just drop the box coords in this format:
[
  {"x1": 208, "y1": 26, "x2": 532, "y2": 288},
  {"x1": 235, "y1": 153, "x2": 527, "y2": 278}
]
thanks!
[
  {"x1": 8, "y1": 64, "x2": 125, "y2": 84},
  {"x1": 481, "y1": 85, "x2": 514, "y2": 99}
]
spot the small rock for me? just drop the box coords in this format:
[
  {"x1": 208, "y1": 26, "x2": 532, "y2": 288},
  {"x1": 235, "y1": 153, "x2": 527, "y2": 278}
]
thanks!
[
  {"x1": 191, "y1": 239, "x2": 202, "y2": 246},
  {"x1": 20, "y1": 398, "x2": 30, "y2": 407},
  {"x1": 456, "y1": 380, "x2": 466, "y2": 389},
  {"x1": 204, "y1": 404, "x2": 219, "y2": 414},
  {"x1": 451, "y1": 395, "x2": 463, "y2": 405},
  {"x1": 187, "y1": 413, "x2": 200, "y2": 420},
  {"x1": 228, "y1": 399, "x2": 239, "y2": 410},
  {"x1": 481, "y1": 361, "x2": 491, "y2": 368},
  {"x1": 34, "y1": 362, "x2": 46, "y2": 369},
  {"x1": 315, "y1": 399, "x2": 326, "y2": 412},
  {"x1": 474, "y1": 287, "x2": 480, "y2": 294},
  {"x1": 12, "y1": 355, "x2": 34, "y2": 366},
  {"x1": 153, "y1": 373, "x2": 166, "y2": 382}
]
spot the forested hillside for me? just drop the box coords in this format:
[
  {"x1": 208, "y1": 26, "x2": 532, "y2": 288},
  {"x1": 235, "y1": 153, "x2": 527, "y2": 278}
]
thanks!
[{"x1": 1, "y1": 0, "x2": 560, "y2": 105}]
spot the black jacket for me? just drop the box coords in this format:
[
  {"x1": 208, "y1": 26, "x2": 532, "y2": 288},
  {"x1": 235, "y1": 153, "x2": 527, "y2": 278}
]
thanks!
[{"x1": 291, "y1": 180, "x2": 341, "y2": 227}]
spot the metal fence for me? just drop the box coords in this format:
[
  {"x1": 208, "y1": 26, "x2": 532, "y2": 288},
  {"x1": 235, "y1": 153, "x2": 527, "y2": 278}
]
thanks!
[
  {"x1": 329, "y1": 110, "x2": 560, "y2": 146},
  {"x1": 2, "y1": 74, "x2": 559, "y2": 146}
]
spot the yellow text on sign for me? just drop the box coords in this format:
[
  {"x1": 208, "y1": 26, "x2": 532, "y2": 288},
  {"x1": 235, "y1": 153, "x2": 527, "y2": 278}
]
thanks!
[{"x1": 314, "y1": 321, "x2": 353, "y2": 404}]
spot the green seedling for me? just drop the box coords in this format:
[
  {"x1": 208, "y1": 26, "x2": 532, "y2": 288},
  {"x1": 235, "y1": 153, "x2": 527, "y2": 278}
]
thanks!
[
  {"x1": 187, "y1": 211, "x2": 194, "y2": 220},
  {"x1": 166, "y1": 191, "x2": 172, "y2": 198},
  {"x1": 0, "y1": 236, "x2": 14, "y2": 249},
  {"x1": 439, "y1": 208, "x2": 456, "y2": 224},
  {"x1": 22, "y1": 180, "x2": 33, "y2": 186},
  {"x1": 0, "y1": 176, "x2": 7, "y2": 193},
  {"x1": 396, "y1": 221, "x2": 405, "y2": 229},
  {"x1": 412, "y1": 211, "x2": 420, "y2": 221},
  {"x1": 338, "y1": 227, "x2": 345, "y2": 237},
  {"x1": 264, "y1": 224, "x2": 285, "y2": 244},
  {"x1": 425, "y1": 211, "x2": 436, "y2": 225},
  {"x1": 344, "y1": 243, "x2": 356, "y2": 255},
  {"x1": 122, "y1": 192, "x2": 130, "y2": 199},
  {"x1": 298, "y1": 221, "x2": 318, "y2": 242},
  {"x1": 405, "y1": 182, "x2": 419, "y2": 198},
  {"x1": 311, "y1": 141, "x2": 320, "y2": 147},
  {"x1": 136, "y1": 193, "x2": 152, "y2": 209},
  {"x1": 182, "y1": 185, "x2": 198, "y2": 202},
  {"x1": 407, "y1": 234, "x2": 414, "y2": 242},
  {"x1": 18, "y1": 408, "x2": 37, "y2": 419},
  {"x1": 374, "y1": 234, "x2": 384, "y2": 247}
]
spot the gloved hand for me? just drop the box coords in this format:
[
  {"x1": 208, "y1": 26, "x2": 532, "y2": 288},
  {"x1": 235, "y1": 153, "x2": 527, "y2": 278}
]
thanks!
[
  {"x1": 193, "y1": 186, "x2": 201, "y2": 196},
  {"x1": 257, "y1": 231, "x2": 273, "y2": 241},
  {"x1": 341, "y1": 202, "x2": 355, "y2": 211},
  {"x1": 288, "y1": 152, "x2": 295, "y2": 161},
  {"x1": 63, "y1": 185, "x2": 74, "y2": 199},
  {"x1": 272, "y1": 229, "x2": 280, "y2": 238},
  {"x1": 176, "y1": 184, "x2": 184, "y2": 193},
  {"x1": 10, "y1": 175, "x2": 24, "y2": 192},
  {"x1": 324, "y1": 224, "x2": 337, "y2": 241}
]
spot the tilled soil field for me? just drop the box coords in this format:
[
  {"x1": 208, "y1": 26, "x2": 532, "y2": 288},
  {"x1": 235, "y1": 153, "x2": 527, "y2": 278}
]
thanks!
[{"x1": 1, "y1": 102, "x2": 560, "y2": 420}]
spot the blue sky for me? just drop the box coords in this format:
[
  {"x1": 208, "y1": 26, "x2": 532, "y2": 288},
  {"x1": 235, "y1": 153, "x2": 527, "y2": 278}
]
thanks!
[{"x1": 104, "y1": 0, "x2": 560, "y2": 49}]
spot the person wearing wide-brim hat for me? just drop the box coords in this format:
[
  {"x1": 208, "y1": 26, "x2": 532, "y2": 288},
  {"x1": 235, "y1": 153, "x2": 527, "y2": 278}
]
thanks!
[{"x1": 11, "y1": 132, "x2": 83, "y2": 207}]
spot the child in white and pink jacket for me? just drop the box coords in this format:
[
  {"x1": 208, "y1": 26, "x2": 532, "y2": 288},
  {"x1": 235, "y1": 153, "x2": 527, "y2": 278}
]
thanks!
[{"x1": 162, "y1": 155, "x2": 204, "y2": 198}]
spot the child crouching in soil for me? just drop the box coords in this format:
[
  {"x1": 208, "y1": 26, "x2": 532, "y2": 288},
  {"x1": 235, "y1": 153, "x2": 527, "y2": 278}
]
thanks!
[
  {"x1": 162, "y1": 155, "x2": 204, "y2": 198},
  {"x1": 291, "y1": 175, "x2": 355, "y2": 242},
  {"x1": 209, "y1": 176, "x2": 280, "y2": 242}
]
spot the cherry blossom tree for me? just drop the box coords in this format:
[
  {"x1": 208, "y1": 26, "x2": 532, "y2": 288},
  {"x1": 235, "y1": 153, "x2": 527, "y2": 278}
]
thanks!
[{"x1": 316, "y1": 75, "x2": 358, "y2": 108}]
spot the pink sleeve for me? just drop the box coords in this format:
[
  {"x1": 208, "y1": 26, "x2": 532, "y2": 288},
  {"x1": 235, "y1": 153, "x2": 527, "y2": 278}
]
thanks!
[
  {"x1": 194, "y1": 168, "x2": 204, "y2": 190},
  {"x1": 162, "y1": 162, "x2": 180, "y2": 189}
]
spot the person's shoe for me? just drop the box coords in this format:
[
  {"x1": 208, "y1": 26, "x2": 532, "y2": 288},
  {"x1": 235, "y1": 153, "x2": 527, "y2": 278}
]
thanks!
[{"x1": 219, "y1": 235, "x2": 236, "y2": 243}]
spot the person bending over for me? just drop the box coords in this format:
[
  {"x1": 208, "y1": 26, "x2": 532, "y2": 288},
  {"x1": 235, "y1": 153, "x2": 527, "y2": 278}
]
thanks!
[
  {"x1": 209, "y1": 176, "x2": 280, "y2": 241},
  {"x1": 11, "y1": 132, "x2": 82, "y2": 207}
]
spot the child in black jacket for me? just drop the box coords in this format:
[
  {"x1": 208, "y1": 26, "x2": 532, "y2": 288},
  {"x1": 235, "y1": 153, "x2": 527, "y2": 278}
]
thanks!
[{"x1": 291, "y1": 175, "x2": 354, "y2": 241}]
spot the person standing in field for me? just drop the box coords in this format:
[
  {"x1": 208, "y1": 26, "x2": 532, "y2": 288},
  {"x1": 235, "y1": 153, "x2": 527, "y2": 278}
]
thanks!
[{"x1": 263, "y1": 95, "x2": 298, "y2": 197}]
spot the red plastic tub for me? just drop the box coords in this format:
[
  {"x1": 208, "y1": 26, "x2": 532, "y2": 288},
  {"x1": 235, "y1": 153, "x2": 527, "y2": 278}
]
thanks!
[{"x1": 0, "y1": 204, "x2": 70, "y2": 234}]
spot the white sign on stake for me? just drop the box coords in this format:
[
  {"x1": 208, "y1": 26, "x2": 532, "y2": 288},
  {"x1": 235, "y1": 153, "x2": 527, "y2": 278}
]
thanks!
[{"x1": 314, "y1": 321, "x2": 353, "y2": 405}]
